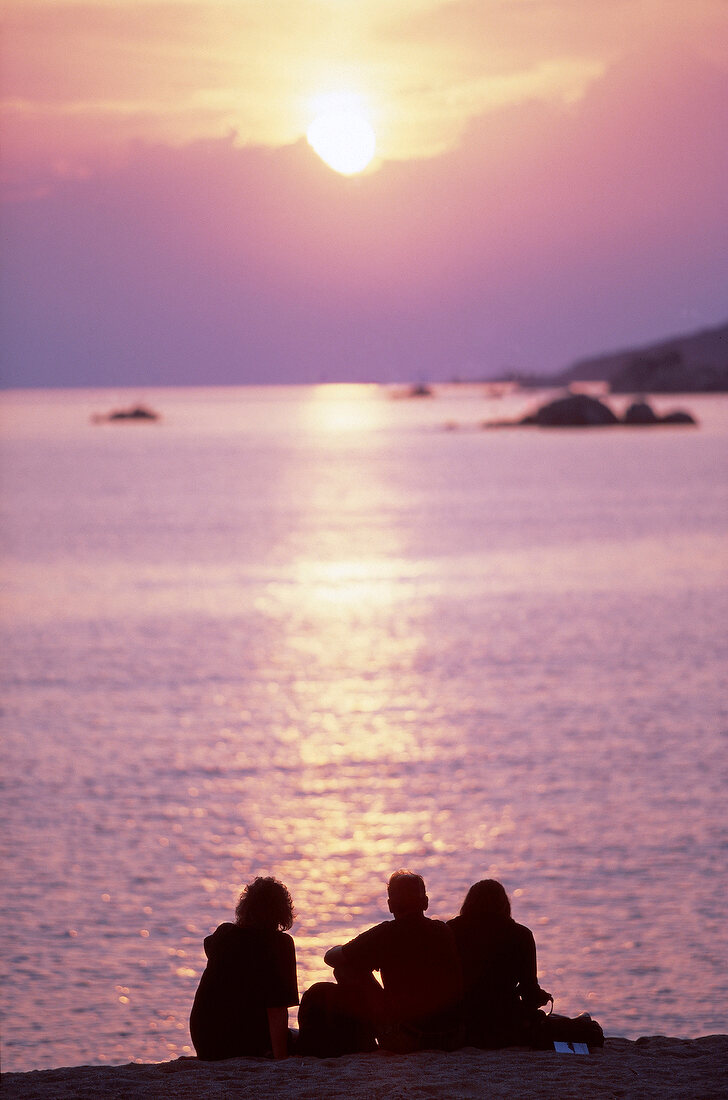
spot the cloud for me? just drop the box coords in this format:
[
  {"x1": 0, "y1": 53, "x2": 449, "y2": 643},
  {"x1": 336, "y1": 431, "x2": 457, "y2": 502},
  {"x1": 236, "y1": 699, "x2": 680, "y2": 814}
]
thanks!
[
  {"x1": 2, "y1": 40, "x2": 726, "y2": 388},
  {"x1": 4, "y1": 0, "x2": 725, "y2": 178}
]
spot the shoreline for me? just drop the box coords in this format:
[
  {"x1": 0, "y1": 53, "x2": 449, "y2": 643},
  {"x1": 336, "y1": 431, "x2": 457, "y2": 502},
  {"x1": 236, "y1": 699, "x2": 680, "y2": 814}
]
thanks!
[{"x1": 3, "y1": 1036, "x2": 727, "y2": 1099}]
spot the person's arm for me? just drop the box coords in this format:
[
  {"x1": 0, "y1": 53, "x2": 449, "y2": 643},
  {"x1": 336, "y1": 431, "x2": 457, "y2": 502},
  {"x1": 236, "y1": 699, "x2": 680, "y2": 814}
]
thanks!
[
  {"x1": 267, "y1": 1005, "x2": 289, "y2": 1059},
  {"x1": 325, "y1": 923, "x2": 382, "y2": 970},
  {"x1": 516, "y1": 926, "x2": 551, "y2": 1010},
  {"x1": 324, "y1": 945, "x2": 346, "y2": 968}
]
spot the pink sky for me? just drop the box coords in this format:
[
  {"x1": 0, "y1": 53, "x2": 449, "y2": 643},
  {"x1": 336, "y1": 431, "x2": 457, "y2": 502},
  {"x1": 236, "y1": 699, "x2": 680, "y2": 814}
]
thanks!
[{"x1": 1, "y1": 1, "x2": 726, "y2": 386}]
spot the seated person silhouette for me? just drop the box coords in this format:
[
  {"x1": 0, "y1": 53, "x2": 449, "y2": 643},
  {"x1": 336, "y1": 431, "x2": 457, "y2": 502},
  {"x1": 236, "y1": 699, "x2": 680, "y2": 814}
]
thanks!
[
  {"x1": 298, "y1": 869, "x2": 462, "y2": 1056},
  {"x1": 447, "y1": 879, "x2": 551, "y2": 1048},
  {"x1": 189, "y1": 876, "x2": 298, "y2": 1060}
]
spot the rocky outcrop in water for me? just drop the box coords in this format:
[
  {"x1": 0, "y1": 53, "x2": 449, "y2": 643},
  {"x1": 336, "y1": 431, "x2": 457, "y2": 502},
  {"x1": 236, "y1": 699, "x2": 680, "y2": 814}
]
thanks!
[
  {"x1": 488, "y1": 393, "x2": 697, "y2": 427},
  {"x1": 520, "y1": 394, "x2": 620, "y2": 426},
  {"x1": 623, "y1": 400, "x2": 659, "y2": 424},
  {"x1": 92, "y1": 404, "x2": 160, "y2": 423}
]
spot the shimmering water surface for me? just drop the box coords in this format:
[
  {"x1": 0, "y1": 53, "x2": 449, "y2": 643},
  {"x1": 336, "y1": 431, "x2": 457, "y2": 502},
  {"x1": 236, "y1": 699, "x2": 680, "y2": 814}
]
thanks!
[{"x1": 1, "y1": 385, "x2": 726, "y2": 1072}]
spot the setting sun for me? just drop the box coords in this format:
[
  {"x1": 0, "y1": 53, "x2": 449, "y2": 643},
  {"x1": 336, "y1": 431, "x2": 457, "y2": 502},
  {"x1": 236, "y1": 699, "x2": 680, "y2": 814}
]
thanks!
[{"x1": 306, "y1": 109, "x2": 377, "y2": 176}]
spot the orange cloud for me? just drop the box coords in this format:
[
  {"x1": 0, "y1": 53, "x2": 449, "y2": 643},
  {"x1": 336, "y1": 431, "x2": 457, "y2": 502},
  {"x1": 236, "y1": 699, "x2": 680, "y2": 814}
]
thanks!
[
  {"x1": 3, "y1": 0, "x2": 726, "y2": 181},
  {"x1": 2, "y1": 39, "x2": 726, "y2": 386}
]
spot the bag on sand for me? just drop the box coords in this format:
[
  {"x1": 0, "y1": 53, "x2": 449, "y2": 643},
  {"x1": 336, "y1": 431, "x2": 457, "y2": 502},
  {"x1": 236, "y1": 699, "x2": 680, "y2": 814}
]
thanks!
[{"x1": 528, "y1": 1010, "x2": 605, "y2": 1051}]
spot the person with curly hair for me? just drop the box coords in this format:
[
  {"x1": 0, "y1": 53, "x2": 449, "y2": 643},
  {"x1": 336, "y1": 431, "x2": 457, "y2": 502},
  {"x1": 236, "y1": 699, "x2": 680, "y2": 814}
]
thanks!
[
  {"x1": 447, "y1": 879, "x2": 551, "y2": 1048},
  {"x1": 190, "y1": 876, "x2": 298, "y2": 1060}
]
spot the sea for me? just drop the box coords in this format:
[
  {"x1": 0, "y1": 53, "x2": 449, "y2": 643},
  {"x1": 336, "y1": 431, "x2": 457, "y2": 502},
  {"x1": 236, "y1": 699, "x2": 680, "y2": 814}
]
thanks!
[{"x1": 1, "y1": 383, "x2": 726, "y2": 1072}]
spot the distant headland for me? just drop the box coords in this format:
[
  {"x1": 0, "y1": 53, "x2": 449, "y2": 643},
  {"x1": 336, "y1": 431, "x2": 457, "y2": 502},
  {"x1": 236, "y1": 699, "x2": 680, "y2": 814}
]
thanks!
[{"x1": 502, "y1": 320, "x2": 728, "y2": 393}]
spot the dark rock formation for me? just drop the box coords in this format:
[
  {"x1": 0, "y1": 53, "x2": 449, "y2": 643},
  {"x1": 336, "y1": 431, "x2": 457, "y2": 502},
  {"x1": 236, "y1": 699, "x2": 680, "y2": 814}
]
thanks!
[
  {"x1": 486, "y1": 392, "x2": 698, "y2": 428},
  {"x1": 92, "y1": 404, "x2": 160, "y2": 423},
  {"x1": 521, "y1": 393, "x2": 620, "y2": 426},
  {"x1": 659, "y1": 410, "x2": 697, "y2": 424},
  {"x1": 622, "y1": 399, "x2": 697, "y2": 426},
  {"x1": 623, "y1": 400, "x2": 659, "y2": 424},
  {"x1": 109, "y1": 405, "x2": 159, "y2": 420}
]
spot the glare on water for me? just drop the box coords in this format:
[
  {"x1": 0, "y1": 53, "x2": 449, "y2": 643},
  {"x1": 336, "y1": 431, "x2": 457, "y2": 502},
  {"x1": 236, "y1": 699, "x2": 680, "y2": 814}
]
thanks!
[{"x1": 1, "y1": 384, "x2": 726, "y2": 1070}]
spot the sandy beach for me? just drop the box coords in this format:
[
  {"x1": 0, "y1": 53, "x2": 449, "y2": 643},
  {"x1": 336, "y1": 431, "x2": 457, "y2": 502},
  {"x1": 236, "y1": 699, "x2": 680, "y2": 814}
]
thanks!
[{"x1": 3, "y1": 1037, "x2": 727, "y2": 1099}]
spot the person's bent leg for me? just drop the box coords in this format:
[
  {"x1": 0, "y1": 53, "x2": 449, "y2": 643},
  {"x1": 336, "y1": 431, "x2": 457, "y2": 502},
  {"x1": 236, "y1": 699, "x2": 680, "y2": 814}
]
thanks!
[{"x1": 297, "y1": 977, "x2": 379, "y2": 1057}]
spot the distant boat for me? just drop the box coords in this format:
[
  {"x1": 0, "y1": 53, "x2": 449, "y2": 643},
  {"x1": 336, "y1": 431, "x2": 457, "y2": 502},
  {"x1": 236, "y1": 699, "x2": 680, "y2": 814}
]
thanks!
[
  {"x1": 92, "y1": 404, "x2": 160, "y2": 423},
  {"x1": 389, "y1": 382, "x2": 434, "y2": 399}
]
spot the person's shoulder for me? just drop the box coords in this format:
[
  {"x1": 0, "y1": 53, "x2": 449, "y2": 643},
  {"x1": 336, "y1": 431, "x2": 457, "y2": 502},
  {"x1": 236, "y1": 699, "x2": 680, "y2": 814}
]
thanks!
[
  {"x1": 432, "y1": 918, "x2": 458, "y2": 944},
  {"x1": 339, "y1": 919, "x2": 390, "y2": 961},
  {"x1": 345, "y1": 919, "x2": 390, "y2": 946},
  {"x1": 445, "y1": 914, "x2": 468, "y2": 943},
  {"x1": 359, "y1": 919, "x2": 391, "y2": 938},
  {"x1": 511, "y1": 920, "x2": 536, "y2": 942},
  {"x1": 365, "y1": 919, "x2": 391, "y2": 933},
  {"x1": 512, "y1": 919, "x2": 533, "y2": 933},
  {"x1": 203, "y1": 921, "x2": 238, "y2": 955},
  {"x1": 425, "y1": 916, "x2": 454, "y2": 932},
  {"x1": 399, "y1": 915, "x2": 454, "y2": 941},
  {"x1": 209, "y1": 921, "x2": 238, "y2": 938},
  {"x1": 247, "y1": 926, "x2": 294, "y2": 946},
  {"x1": 274, "y1": 930, "x2": 296, "y2": 948}
]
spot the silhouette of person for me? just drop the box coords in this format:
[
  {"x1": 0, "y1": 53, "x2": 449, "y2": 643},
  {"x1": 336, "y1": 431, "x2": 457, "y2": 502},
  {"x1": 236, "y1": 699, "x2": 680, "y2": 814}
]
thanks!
[
  {"x1": 190, "y1": 876, "x2": 298, "y2": 1060},
  {"x1": 447, "y1": 879, "x2": 551, "y2": 1047},
  {"x1": 298, "y1": 869, "x2": 462, "y2": 1055}
]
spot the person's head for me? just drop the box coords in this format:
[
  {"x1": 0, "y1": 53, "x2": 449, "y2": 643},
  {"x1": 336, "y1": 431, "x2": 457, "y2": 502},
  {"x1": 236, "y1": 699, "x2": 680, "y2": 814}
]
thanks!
[
  {"x1": 235, "y1": 876, "x2": 295, "y2": 932},
  {"x1": 387, "y1": 869, "x2": 428, "y2": 918},
  {"x1": 459, "y1": 879, "x2": 511, "y2": 922}
]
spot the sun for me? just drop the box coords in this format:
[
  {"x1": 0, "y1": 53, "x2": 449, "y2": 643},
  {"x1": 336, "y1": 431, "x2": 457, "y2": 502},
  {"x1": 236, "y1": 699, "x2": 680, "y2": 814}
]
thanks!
[{"x1": 307, "y1": 109, "x2": 377, "y2": 176}]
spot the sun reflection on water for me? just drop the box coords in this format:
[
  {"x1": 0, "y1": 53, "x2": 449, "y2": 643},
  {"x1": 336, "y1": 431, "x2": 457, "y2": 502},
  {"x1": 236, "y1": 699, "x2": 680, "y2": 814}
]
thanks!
[
  {"x1": 298, "y1": 383, "x2": 386, "y2": 434},
  {"x1": 2, "y1": 388, "x2": 727, "y2": 1068}
]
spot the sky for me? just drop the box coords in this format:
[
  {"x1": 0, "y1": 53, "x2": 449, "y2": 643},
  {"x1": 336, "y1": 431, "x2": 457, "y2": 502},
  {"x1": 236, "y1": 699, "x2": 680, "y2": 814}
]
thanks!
[{"x1": 1, "y1": 0, "x2": 727, "y2": 387}]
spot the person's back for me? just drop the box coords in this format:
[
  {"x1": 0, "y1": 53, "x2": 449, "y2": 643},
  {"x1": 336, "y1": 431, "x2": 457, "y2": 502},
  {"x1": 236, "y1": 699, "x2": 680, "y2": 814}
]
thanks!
[
  {"x1": 299, "y1": 869, "x2": 461, "y2": 1054},
  {"x1": 448, "y1": 880, "x2": 550, "y2": 1047},
  {"x1": 189, "y1": 877, "x2": 298, "y2": 1060},
  {"x1": 190, "y1": 922, "x2": 297, "y2": 1058},
  {"x1": 343, "y1": 907, "x2": 460, "y2": 1037}
]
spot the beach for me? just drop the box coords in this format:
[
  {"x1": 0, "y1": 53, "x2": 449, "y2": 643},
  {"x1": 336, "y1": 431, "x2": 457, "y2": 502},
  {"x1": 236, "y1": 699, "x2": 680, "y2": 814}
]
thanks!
[{"x1": 4, "y1": 1037, "x2": 728, "y2": 1099}]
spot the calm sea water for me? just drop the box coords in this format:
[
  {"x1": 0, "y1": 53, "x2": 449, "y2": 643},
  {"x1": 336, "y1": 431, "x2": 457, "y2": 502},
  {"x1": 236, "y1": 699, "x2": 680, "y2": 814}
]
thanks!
[{"x1": 1, "y1": 384, "x2": 726, "y2": 1072}]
